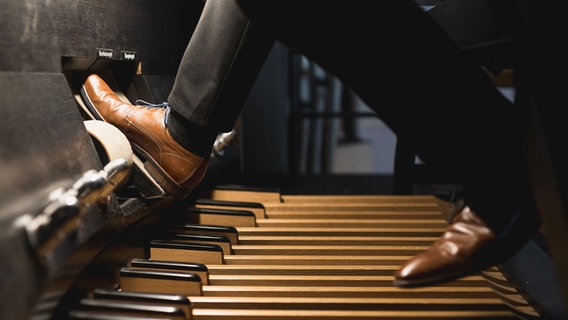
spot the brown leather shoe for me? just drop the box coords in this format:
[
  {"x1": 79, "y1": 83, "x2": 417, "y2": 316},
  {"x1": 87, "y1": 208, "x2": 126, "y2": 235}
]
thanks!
[
  {"x1": 393, "y1": 204, "x2": 535, "y2": 288},
  {"x1": 81, "y1": 74, "x2": 209, "y2": 199}
]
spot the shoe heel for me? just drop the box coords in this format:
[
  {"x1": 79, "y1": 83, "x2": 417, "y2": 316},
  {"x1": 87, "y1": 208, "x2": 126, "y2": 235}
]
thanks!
[{"x1": 143, "y1": 160, "x2": 190, "y2": 199}]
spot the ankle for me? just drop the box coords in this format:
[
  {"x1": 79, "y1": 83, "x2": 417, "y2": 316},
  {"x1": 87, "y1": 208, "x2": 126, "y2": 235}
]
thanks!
[{"x1": 166, "y1": 109, "x2": 218, "y2": 158}]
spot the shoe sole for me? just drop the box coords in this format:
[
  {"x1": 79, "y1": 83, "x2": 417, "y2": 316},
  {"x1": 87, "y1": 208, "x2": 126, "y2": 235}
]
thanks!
[
  {"x1": 131, "y1": 141, "x2": 191, "y2": 199},
  {"x1": 392, "y1": 265, "x2": 486, "y2": 288},
  {"x1": 80, "y1": 85, "x2": 105, "y2": 121}
]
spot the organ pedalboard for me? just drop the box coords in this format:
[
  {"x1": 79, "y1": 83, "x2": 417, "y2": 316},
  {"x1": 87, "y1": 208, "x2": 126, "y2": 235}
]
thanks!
[{"x1": 65, "y1": 185, "x2": 539, "y2": 320}]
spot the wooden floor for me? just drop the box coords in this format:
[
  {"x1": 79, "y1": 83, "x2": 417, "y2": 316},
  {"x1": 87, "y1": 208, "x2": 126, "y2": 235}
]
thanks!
[{"x1": 67, "y1": 187, "x2": 540, "y2": 320}]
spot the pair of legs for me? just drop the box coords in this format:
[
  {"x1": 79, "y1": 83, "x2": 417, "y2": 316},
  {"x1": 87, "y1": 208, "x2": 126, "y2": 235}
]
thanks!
[{"x1": 82, "y1": 0, "x2": 540, "y2": 286}]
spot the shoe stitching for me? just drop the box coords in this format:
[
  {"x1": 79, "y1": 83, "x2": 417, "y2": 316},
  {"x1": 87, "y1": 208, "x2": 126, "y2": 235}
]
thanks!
[{"x1": 127, "y1": 110, "x2": 197, "y2": 184}]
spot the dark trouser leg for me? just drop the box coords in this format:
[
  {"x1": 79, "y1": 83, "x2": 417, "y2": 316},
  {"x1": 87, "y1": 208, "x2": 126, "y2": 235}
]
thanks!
[
  {"x1": 237, "y1": 0, "x2": 537, "y2": 232},
  {"x1": 167, "y1": 0, "x2": 275, "y2": 157}
]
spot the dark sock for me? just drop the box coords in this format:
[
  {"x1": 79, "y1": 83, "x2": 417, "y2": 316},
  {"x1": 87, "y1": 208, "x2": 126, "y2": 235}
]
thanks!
[
  {"x1": 462, "y1": 174, "x2": 540, "y2": 236},
  {"x1": 166, "y1": 110, "x2": 218, "y2": 158}
]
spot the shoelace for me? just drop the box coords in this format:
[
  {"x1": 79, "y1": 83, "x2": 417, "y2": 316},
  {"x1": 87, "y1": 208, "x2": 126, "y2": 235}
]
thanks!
[{"x1": 135, "y1": 99, "x2": 171, "y2": 127}]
